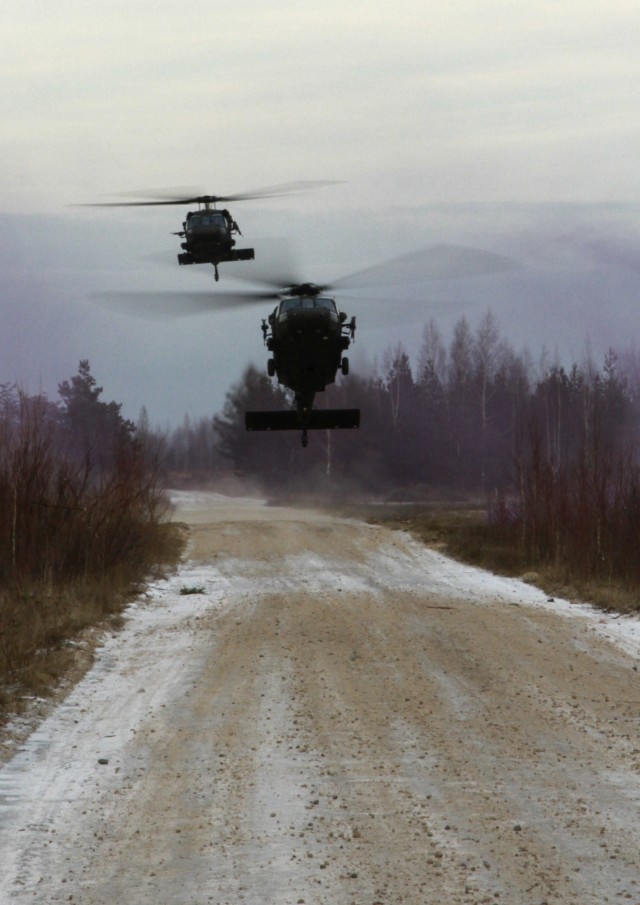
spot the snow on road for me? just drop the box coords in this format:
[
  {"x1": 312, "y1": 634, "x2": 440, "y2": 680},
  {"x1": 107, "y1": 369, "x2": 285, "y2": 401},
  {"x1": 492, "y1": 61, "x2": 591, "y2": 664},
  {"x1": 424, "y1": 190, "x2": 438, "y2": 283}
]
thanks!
[{"x1": 0, "y1": 491, "x2": 639, "y2": 904}]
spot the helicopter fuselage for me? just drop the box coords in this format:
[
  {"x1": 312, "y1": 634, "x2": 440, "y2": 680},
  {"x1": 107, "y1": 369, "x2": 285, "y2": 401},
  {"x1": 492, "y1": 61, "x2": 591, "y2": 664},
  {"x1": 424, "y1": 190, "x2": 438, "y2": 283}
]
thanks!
[
  {"x1": 177, "y1": 208, "x2": 254, "y2": 278},
  {"x1": 263, "y1": 294, "x2": 355, "y2": 412}
]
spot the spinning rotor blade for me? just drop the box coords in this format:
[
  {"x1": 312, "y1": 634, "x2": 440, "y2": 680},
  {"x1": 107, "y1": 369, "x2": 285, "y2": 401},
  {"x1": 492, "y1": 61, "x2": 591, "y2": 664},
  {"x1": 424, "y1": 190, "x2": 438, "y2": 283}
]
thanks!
[
  {"x1": 94, "y1": 186, "x2": 205, "y2": 203},
  {"x1": 209, "y1": 180, "x2": 342, "y2": 203},
  {"x1": 92, "y1": 288, "x2": 278, "y2": 318},
  {"x1": 92, "y1": 241, "x2": 520, "y2": 321},
  {"x1": 78, "y1": 181, "x2": 341, "y2": 208},
  {"x1": 222, "y1": 237, "x2": 304, "y2": 291},
  {"x1": 224, "y1": 243, "x2": 520, "y2": 299},
  {"x1": 331, "y1": 244, "x2": 520, "y2": 292},
  {"x1": 167, "y1": 243, "x2": 521, "y2": 307}
]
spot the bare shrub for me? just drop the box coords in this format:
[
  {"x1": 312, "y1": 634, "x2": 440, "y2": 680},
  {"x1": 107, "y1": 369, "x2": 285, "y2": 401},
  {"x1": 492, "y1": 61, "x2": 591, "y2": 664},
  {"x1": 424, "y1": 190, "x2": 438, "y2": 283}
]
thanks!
[
  {"x1": 464, "y1": 350, "x2": 640, "y2": 608},
  {"x1": 0, "y1": 368, "x2": 182, "y2": 713}
]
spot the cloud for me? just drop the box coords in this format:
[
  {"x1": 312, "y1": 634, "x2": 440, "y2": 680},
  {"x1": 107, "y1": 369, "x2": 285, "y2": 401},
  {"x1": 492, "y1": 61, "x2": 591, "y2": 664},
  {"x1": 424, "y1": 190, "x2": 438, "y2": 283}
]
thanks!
[{"x1": 3, "y1": 1, "x2": 640, "y2": 211}]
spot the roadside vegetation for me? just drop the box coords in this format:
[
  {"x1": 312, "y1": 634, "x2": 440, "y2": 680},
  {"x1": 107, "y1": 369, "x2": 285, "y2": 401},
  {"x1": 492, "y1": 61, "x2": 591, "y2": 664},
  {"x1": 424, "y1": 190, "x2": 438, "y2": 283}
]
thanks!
[
  {"x1": 359, "y1": 502, "x2": 640, "y2": 615},
  {"x1": 0, "y1": 362, "x2": 184, "y2": 717}
]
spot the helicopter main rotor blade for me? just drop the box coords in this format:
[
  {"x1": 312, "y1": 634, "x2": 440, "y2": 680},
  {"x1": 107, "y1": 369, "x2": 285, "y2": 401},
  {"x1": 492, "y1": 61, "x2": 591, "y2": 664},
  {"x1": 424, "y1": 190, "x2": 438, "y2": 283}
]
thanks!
[
  {"x1": 77, "y1": 181, "x2": 342, "y2": 208},
  {"x1": 92, "y1": 288, "x2": 277, "y2": 318},
  {"x1": 92, "y1": 240, "x2": 520, "y2": 321},
  {"x1": 212, "y1": 243, "x2": 521, "y2": 300},
  {"x1": 80, "y1": 197, "x2": 207, "y2": 208},
  {"x1": 330, "y1": 244, "x2": 520, "y2": 291},
  {"x1": 211, "y1": 180, "x2": 342, "y2": 203},
  {"x1": 221, "y1": 238, "x2": 305, "y2": 291},
  {"x1": 90, "y1": 186, "x2": 206, "y2": 204}
]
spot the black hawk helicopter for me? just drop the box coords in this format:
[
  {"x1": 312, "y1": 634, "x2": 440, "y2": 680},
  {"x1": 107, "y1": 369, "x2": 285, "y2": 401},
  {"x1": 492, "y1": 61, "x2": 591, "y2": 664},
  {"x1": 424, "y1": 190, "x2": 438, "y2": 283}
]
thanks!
[
  {"x1": 95, "y1": 243, "x2": 519, "y2": 447},
  {"x1": 82, "y1": 181, "x2": 337, "y2": 282},
  {"x1": 224, "y1": 244, "x2": 518, "y2": 446},
  {"x1": 248, "y1": 281, "x2": 359, "y2": 447}
]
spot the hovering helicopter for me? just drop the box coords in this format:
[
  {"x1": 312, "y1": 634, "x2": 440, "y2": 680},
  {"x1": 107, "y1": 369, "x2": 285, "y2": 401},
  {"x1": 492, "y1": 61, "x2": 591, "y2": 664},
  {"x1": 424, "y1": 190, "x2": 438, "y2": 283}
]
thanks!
[
  {"x1": 249, "y1": 281, "x2": 359, "y2": 447},
  {"x1": 217, "y1": 243, "x2": 521, "y2": 445},
  {"x1": 94, "y1": 242, "x2": 519, "y2": 447},
  {"x1": 82, "y1": 182, "x2": 338, "y2": 282}
]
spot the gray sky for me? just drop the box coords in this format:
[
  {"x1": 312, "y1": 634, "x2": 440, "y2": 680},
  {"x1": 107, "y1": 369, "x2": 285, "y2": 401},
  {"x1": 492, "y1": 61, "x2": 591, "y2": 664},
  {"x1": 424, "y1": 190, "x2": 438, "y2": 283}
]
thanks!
[{"x1": 3, "y1": 2, "x2": 640, "y2": 424}]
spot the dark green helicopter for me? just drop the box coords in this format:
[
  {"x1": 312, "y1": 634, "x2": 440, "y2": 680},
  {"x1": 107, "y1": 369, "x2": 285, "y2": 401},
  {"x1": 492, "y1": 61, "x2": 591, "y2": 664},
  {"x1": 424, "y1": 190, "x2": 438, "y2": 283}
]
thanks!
[
  {"x1": 81, "y1": 182, "x2": 337, "y2": 282},
  {"x1": 249, "y1": 281, "x2": 359, "y2": 447},
  {"x1": 198, "y1": 244, "x2": 519, "y2": 446},
  {"x1": 95, "y1": 243, "x2": 518, "y2": 447}
]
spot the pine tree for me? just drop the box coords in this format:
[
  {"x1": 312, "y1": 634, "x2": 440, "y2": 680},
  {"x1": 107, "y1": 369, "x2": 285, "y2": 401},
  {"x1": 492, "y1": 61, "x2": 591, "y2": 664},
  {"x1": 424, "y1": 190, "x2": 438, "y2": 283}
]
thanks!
[{"x1": 57, "y1": 360, "x2": 135, "y2": 470}]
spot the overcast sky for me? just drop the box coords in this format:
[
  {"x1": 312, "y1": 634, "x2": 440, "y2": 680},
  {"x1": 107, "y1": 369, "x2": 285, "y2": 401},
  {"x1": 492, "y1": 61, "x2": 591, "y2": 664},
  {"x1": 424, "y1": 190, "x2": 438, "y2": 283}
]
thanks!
[{"x1": 3, "y1": 1, "x2": 640, "y2": 424}]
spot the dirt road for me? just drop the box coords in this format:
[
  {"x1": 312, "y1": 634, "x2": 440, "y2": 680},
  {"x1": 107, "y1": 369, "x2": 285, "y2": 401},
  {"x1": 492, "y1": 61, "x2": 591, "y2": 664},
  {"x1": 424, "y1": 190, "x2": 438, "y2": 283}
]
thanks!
[{"x1": 1, "y1": 492, "x2": 639, "y2": 904}]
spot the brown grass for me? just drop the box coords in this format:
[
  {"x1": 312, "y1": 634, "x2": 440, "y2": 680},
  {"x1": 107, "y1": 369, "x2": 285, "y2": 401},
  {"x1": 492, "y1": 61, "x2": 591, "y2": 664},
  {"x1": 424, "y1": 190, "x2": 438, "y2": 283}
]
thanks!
[
  {"x1": 0, "y1": 521, "x2": 185, "y2": 718},
  {"x1": 0, "y1": 391, "x2": 187, "y2": 720},
  {"x1": 358, "y1": 502, "x2": 640, "y2": 615}
]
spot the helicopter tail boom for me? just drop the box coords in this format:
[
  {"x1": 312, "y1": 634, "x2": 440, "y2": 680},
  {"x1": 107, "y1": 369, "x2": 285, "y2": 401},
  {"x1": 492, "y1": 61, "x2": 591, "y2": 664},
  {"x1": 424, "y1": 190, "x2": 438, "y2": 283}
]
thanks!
[{"x1": 245, "y1": 408, "x2": 360, "y2": 432}]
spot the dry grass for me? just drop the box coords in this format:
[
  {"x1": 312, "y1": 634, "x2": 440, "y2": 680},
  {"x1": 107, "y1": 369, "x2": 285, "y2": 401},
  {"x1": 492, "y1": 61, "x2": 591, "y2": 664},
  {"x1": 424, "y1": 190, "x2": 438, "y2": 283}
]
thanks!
[
  {"x1": 0, "y1": 381, "x2": 189, "y2": 722},
  {"x1": 0, "y1": 521, "x2": 185, "y2": 718},
  {"x1": 358, "y1": 502, "x2": 640, "y2": 615}
]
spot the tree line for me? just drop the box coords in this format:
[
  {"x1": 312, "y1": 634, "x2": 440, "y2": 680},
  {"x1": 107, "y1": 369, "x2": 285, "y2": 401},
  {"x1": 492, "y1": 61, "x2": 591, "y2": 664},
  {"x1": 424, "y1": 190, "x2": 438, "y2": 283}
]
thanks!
[
  {"x1": 161, "y1": 310, "x2": 640, "y2": 589},
  {"x1": 163, "y1": 311, "x2": 640, "y2": 493}
]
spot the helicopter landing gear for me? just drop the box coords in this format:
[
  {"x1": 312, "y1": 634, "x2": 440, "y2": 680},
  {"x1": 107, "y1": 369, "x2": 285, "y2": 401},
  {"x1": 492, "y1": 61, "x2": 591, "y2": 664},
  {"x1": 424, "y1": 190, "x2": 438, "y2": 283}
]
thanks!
[
  {"x1": 341, "y1": 356, "x2": 349, "y2": 376},
  {"x1": 302, "y1": 429, "x2": 308, "y2": 448},
  {"x1": 267, "y1": 358, "x2": 275, "y2": 377},
  {"x1": 213, "y1": 263, "x2": 220, "y2": 281}
]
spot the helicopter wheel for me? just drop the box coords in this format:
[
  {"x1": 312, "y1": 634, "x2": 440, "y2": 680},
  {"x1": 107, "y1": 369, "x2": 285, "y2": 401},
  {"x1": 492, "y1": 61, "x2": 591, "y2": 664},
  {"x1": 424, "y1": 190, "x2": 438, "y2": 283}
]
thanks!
[
  {"x1": 341, "y1": 356, "x2": 349, "y2": 376},
  {"x1": 302, "y1": 430, "x2": 308, "y2": 448},
  {"x1": 214, "y1": 265, "x2": 220, "y2": 282},
  {"x1": 267, "y1": 358, "x2": 275, "y2": 377}
]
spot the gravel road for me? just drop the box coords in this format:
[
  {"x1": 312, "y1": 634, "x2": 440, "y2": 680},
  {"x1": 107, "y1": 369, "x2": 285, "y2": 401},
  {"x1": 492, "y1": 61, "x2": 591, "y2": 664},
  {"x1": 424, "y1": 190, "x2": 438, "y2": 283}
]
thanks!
[{"x1": 1, "y1": 491, "x2": 639, "y2": 904}]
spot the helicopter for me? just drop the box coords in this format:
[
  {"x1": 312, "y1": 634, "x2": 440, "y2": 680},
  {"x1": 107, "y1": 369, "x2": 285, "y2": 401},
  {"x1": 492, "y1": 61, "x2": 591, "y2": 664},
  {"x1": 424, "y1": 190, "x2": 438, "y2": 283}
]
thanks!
[
  {"x1": 82, "y1": 182, "x2": 338, "y2": 282},
  {"x1": 94, "y1": 242, "x2": 519, "y2": 447},
  {"x1": 218, "y1": 243, "x2": 521, "y2": 445},
  {"x1": 249, "y1": 281, "x2": 359, "y2": 447}
]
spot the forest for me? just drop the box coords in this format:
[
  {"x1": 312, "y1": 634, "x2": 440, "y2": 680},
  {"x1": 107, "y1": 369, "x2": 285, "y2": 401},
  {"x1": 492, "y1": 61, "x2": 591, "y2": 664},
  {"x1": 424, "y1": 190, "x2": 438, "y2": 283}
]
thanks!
[{"x1": 162, "y1": 310, "x2": 640, "y2": 591}]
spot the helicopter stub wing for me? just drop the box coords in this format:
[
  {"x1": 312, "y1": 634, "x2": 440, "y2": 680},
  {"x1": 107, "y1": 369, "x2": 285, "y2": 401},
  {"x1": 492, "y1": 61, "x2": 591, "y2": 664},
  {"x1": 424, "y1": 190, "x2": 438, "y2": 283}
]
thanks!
[{"x1": 245, "y1": 409, "x2": 360, "y2": 432}]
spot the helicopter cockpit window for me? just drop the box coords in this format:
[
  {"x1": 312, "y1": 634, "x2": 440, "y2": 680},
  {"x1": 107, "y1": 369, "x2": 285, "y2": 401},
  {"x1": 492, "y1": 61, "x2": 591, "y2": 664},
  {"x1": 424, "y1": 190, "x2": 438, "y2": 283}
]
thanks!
[
  {"x1": 279, "y1": 297, "x2": 338, "y2": 316},
  {"x1": 315, "y1": 297, "x2": 337, "y2": 312},
  {"x1": 279, "y1": 298, "x2": 301, "y2": 314},
  {"x1": 188, "y1": 212, "x2": 226, "y2": 228}
]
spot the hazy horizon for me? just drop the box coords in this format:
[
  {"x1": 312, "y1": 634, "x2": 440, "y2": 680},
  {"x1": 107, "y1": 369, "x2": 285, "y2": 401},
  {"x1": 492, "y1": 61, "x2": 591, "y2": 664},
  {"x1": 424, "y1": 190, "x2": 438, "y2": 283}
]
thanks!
[{"x1": 3, "y1": 2, "x2": 640, "y2": 425}]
